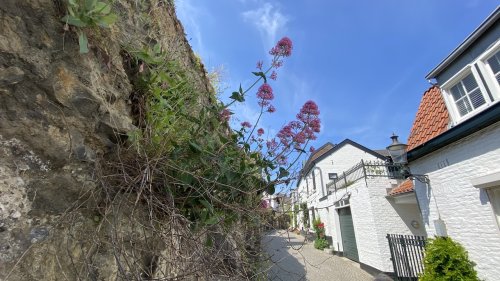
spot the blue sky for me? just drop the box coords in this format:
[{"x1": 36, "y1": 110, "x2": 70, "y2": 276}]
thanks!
[{"x1": 176, "y1": 0, "x2": 499, "y2": 152}]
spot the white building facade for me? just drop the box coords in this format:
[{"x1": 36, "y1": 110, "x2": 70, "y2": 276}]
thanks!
[
  {"x1": 406, "y1": 8, "x2": 500, "y2": 280},
  {"x1": 295, "y1": 139, "x2": 425, "y2": 274}
]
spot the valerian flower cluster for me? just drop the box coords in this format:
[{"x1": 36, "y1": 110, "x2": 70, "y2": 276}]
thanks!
[{"x1": 224, "y1": 36, "x2": 320, "y2": 193}]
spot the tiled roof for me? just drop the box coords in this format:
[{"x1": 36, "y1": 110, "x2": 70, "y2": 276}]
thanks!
[
  {"x1": 307, "y1": 143, "x2": 335, "y2": 166},
  {"x1": 388, "y1": 179, "x2": 414, "y2": 196},
  {"x1": 407, "y1": 86, "x2": 449, "y2": 151}
]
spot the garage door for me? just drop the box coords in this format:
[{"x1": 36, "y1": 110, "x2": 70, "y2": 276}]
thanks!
[{"x1": 339, "y1": 207, "x2": 359, "y2": 262}]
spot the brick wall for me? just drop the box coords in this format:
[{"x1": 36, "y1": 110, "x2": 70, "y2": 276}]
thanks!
[{"x1": 410, "y1": 122, "x2": 500, "y2": 281}]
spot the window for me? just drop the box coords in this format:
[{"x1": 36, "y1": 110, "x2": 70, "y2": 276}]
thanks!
[
  {"x1": 441, "y1": 42, "x2": 500, "y2": 124},
  {"x1": 442, "y1": 66, "x2": 491, "y2": 123},
  {"x1": 487, "y1": 188, "x2": 500, "y2": 230},
  {"x1": 471, "y1": 172, "x2": 500, "y2": 230},
  {"x1": 481, "y1": 47, "x2": 500, "y2": 99},
  {"x1": 449, "y1": 73, "x2": 486, "y2": 117},
  {"x1": 486, "y1": 50, "x2": 500, "y2": 86}
]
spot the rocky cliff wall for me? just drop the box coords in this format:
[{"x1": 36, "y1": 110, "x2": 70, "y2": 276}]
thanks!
[{"x1": 0, "y1": 1, "x2": 218, "y2": 280}]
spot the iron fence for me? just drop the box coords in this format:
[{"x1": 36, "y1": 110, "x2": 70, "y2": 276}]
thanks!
[
  {"x1": 326, "y1": 160, "x2": 405, "y2": 191},
  {"x1": 387, "y1": 234, "x2": 426, "y2": 281}
]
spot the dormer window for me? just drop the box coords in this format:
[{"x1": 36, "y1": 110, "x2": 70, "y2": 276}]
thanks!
[
  {"x1": 482, "y1": 47, "x2": 500, "y2": 97},
  {"x1": 437, "y1": 38, "x2": 500, "y2": 125},
  {"x1": 486, "y1": 51, "x2": 500, "y2": 84},
  {"x1": 442, "y1": 67, "x2": 491, "y2": 124},
  {"x1": 449, "y1": 73, "x2": 486, "y2": 117}
]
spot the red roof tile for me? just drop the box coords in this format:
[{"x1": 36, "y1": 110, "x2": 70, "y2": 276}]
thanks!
[
  {"x1": 407, "y1": 86, "x2": 449, "y2": 151},
  {"x1": 388, "y1": 179, "x2": 414, "y2": 196}
]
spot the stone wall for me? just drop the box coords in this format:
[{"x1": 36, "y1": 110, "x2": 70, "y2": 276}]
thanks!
[{"x1": 0, "y1": 0, "x2": 214, "y2": 279}]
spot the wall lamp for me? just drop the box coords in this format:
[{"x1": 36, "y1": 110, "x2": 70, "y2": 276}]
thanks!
[{"x1": 386, "y1": 134, "x2": 430, "y2": 184}]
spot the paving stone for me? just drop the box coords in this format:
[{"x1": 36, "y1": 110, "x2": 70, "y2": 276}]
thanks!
[{"x1": 261, "y1": 230, "x2": 376, "y2": 281}]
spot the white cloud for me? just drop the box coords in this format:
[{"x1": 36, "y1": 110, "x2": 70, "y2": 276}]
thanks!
[
  {"x1": 242, "y1": 3, "x2": 289, "y2": 49},
  {"x1": 231, "y1": 102, "x2": 261, "y2": 126}
]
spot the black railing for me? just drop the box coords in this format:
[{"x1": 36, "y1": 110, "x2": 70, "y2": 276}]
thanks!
[
  {"x1": 387, "y1": 234, "x2": 426, "y2": 281},
  {"x1": 326, "y1": 160, "x2": 405, "y2": 191}
]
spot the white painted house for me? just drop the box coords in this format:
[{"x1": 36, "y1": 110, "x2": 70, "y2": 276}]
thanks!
[
  {"x1": 294, "y1": 139, "x2": 425, "y2": 275},
  {"x1": 404, "y1": 7, "x2": 500, "y2": 281}
]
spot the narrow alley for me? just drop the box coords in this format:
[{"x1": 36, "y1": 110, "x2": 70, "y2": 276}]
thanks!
[{"x1": 261, "y1": 230, "x2": 376, "y2": 281}]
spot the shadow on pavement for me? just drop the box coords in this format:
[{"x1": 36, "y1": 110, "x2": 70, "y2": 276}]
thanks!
[{"x1": 261, "y1": 230, "x2": 308, "y2": 281}]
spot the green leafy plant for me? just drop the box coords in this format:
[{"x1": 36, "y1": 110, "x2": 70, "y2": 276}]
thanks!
[
  {"x1": 314, "y1": 238, "x2": 329, "y2": 250},
  {"x1": 420, "y1": 237, "x2": 480, "y2": 281},
  {"x1": 300, "y1": 203, "x2": 309, "y2": 228},
  {"x1": 312, "y1": 218, "x2": 328, "y2": 250},
  {"x1": 292, "y1": 204, "x2": 299, "y2": 227},
  {"x1": 62, "y1": 0, "x2": 117, "y2": 53}
]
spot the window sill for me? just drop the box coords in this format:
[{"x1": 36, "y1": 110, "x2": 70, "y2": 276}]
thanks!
[{"x1": 471, "y1": 171, "x2": 500, "y2": 189}]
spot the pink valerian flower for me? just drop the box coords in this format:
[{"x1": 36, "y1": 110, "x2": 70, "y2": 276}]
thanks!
[
  {"x1": 270, "y1": 71, "x2": 277, "y2": 80},
  {"x1": 271, "y1": 60, "x2": 283, "y2": 69},
  {"x1": 269, "y1": 37, "x2": 293, "y2": 57},
  {"x1": 257, "y1": 128, "x2": 265, "y2": 136},
  {"x1": 277, "y1": 155, "x2": 288, "y2": 165},
  {"x1": 309, "y1": 118, "x2": 321, "y2": 133},
  {"x1": 267, "y1": 105, "x2": 276, "y2": 113},
  {"x1": 257, "y1": 83, "x2": 274, "y2": 102},
  {"x1": 241, "y1": 121, "x2": 252, "y2": 128},
  {"x1": 297, "y1": 100, "x2": 320, "y2": 123},
  {"x1": 266, "y1": 138, "x2": 278, "y2": 151},
  {"x1": 256, "y1": 60, "x2": 263, "y2": 70},
  {"x1": 259, "y1": 199, "x2": 269, "y2": 209},
  {"x1": 276, "y1": 100, "x2": 321, "y2": 148},
  {"x1": 309, "y1": 146, "x2": 316, "y2": 153},
  {"x1": 293, "y1": 131, "x2": 307, "y2": 144},
  {"x1": 277, "y1": 124, "x2": 293, "y2": 143},
  {"x1": 220, "y1": 108, "x2": 232, "y2": 121}
]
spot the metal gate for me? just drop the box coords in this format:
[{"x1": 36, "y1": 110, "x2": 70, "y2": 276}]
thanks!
[{"x1": 386, "y1": 234, "x2": 426, "y2": 281}]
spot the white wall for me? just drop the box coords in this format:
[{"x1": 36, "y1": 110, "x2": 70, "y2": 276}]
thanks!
[
  {"x1": 295, "y1": 142, "x2": 426, "y2": 273},
  {"x1": 325, "y1": 163, "x2": 425, "y2": 272},
  {"x1": 364, "y1": 177, "x2": 426, "y2": 272},
  {"x1": 410, "y1": 122, "x2": 500, "y2": 281}
]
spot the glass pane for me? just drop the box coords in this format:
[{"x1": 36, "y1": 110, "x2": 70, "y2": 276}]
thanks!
[
  {"x1": 456, "y1": 99, "x2": 472, "y2": 116},
  {"x1": 469, "y1": 89, "x2": 486, "y2": 108},
  {"x1": 462, "y1": 73, "x2": 479, "y2": 92},
  {"x1": 487, "y1": 52, "x2": 500, "y2": 74},
  {"x1": 450, "y1": 84, "x2": 465, "y2": 101}
]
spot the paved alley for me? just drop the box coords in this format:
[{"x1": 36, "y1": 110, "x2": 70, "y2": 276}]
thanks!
[{"x1": 261, "y1": 230, "x2": 375, "y2": 281}]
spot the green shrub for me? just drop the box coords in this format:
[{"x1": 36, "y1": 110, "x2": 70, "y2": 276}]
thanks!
[
  {"x1": 314, "y1": 238, "x2": 329, "y2": 250},
  {"x1": 300, "y1": 203, "x2": 309, "y2": 228},
  {"x1": 420, "y1": 237, "x2": 480, "y2": 281}
]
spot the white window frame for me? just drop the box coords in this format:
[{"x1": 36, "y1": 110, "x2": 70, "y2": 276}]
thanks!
[
  {"x1": 486, "y1": 187, "x2": 500, "y2": 231},
  {"x1": 476, "y1": 39, "x2": 500, "y2": 101},
  {"x1": 441, "y1": 40, "x2": 500, "y2": 125},
  {"x1": 471, "y1": 171, "x2": 500, "y2": 231},
  {"x1": 441, "y1": 66, "x2": 491, "y2": 125}
]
